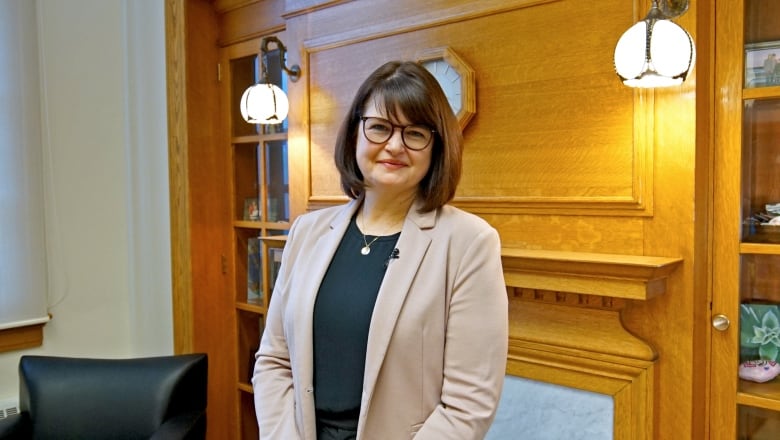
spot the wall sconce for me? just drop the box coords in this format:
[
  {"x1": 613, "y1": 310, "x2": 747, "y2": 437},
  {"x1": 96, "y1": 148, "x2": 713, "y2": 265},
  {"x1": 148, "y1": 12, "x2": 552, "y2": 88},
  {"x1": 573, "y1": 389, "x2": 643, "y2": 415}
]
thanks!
[
  {"x1": 240, "y1": 36, "x2": 301, "y2": 124},
  {"x1": 613, "y1": 0, "x2": 695, "y2": 88}
]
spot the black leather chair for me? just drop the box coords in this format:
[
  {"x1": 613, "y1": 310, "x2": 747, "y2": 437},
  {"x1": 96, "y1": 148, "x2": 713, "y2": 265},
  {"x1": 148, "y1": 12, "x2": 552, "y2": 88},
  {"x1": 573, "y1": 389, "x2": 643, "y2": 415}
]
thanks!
[{"x1": 0, "y1": 353, "x2": 207, "y2": 440}]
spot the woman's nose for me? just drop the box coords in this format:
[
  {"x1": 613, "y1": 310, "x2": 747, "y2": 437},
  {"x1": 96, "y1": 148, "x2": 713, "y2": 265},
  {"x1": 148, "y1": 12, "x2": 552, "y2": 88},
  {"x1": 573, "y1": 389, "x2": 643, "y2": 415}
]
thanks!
[{"x1": 385, "y1": 128, "x2": 405, "y2": 152}]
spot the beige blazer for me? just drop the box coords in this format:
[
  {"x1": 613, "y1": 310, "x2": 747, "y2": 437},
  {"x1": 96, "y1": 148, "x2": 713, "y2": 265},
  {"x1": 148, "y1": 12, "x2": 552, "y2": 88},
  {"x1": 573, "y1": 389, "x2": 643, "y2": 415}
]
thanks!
[{"x1": 253, "y1": 199, "x2": 508, "y2": 439}]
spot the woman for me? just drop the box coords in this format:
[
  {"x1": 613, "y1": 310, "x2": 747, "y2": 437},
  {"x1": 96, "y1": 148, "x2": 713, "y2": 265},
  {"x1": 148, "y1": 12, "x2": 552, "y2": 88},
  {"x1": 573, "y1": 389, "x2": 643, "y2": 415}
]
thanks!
[{"x1": 253, "y1": 60, "x2": 508, "y2": 439}]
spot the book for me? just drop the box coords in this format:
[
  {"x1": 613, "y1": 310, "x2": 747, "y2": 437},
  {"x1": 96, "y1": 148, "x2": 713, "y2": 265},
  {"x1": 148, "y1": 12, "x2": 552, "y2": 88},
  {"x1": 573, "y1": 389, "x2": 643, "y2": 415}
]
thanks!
[{"x1": 247, "y1": 238, "x2": 262, "y2": 304}]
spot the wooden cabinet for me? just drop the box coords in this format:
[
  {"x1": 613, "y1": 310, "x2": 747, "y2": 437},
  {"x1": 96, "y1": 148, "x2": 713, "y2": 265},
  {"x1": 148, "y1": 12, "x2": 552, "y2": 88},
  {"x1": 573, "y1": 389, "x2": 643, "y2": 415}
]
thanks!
[
  {"x1": 224, "y1": 37, "x2": 292, "y2": 438},
  {"x1": 712, "y1": 1, "x2": 780, "y2": 437}
]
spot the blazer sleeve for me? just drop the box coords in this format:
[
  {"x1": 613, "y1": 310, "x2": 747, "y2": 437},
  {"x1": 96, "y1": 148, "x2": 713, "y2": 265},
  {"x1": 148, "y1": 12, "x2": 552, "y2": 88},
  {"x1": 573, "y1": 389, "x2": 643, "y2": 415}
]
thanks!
[
  {"x1": 252, "y1": 216, "x2": 303, "y2": 440},
  {"x1": 416, "y1": 225, "x2": 509, "y2": 439}
]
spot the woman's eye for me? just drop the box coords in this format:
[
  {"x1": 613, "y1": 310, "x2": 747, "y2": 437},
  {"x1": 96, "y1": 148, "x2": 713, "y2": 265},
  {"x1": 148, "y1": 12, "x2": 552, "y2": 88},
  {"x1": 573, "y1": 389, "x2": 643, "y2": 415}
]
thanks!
[
  {"x1": 368, "y1": 123, "x2": 391, "y2": 133},
  {"x1": 406, "y1": 129, "x2": 427, "y2": 139}
]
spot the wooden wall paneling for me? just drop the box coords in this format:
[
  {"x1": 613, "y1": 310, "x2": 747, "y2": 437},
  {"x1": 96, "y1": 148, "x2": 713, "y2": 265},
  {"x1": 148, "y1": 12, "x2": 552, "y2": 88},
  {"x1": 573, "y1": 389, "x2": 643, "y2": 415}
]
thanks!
[
  {"x1": 283, "y1": 0, "x2": 347, "y2": 18},
  {"x1": 212, "y1": 0, "x2": 256, "y2": 13},
  {"x1": 692, "y1": 0, "x2": 715, "y2": 437},
  {"x1": 620, "y1": 2, "x2": 703, "y2": 439},
  {"x1": 284, "y1": 17, "x2": 313, "y2": 219},
  {"x1": 167, "y1": 0, "x2": 237, "y2": 438},
  {"x1": 218, "y1": 0, "x2": 286, "y2": 46},
  {"x1": 301, "y1": 0, "x2": 654, "y2": 216}
]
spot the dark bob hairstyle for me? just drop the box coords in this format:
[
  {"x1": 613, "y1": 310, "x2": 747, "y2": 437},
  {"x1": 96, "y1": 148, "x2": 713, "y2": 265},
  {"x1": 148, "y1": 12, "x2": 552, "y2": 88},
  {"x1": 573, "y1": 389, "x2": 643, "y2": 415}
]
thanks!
[{"x1": 333, "y1": 60, "x2": 463, "y2": 213}]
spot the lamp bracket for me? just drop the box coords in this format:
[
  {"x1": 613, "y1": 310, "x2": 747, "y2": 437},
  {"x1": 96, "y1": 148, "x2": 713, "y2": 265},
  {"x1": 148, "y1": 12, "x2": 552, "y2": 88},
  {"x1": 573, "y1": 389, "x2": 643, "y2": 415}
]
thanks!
[
  {"x1": 260, "y1": 36, "x2": 301, "y2": 82},
  {"x1": 656, "y1": 0, "x2": 689, "y2": 19}
]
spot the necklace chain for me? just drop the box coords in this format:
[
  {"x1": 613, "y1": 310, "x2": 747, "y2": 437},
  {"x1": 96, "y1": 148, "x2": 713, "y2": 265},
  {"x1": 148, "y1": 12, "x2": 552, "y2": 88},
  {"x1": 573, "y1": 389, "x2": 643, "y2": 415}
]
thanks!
[
  {"x1": 360, "y1": 233, "x2": 381, "y2": 256},
  {"x1": 359, "y1": 205, "x2": 398, "y2": 256}
]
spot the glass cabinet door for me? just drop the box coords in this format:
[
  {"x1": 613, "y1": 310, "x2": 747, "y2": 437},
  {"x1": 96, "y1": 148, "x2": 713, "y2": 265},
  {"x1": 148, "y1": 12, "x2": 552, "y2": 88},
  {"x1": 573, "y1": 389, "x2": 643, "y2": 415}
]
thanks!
[
  {"x1": 735, "y1": 1, "x2": 780, "y2": 438},
  {"x1": 713, "y1": 0, "x2": 780, "y2": 438}
]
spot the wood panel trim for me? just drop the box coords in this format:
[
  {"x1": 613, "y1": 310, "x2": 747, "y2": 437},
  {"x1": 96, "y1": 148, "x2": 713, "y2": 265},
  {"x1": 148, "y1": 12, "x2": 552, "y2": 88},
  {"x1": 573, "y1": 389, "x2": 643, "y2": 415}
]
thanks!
[
  {"x1": 508, "y1": 340, "x2": 654, "y2": 440},
  {"x1": 165, "y1": 0, "x2": 195, "y2": 354},
  {"x1": 301, "y1": 0, "x2": 561, "y2": 53},
  {"x1": 501, "y1": 248, "x2": 678, "y2": 438},
  {"x1": 502, "y1": 248, "x2": 682, "y2": 300},
  {"x1": 282, "y1": 0, "x2": 350, "y2": 19},
  {"x1": 0, "y1": 323, "x2": 45, "y2": 353}
]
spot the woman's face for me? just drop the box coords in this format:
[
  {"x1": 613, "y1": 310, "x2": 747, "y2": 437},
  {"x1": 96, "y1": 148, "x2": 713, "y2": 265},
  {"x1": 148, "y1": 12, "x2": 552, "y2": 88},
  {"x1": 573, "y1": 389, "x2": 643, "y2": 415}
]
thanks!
[{"x1": 356, "y1": 97, "x2": 433, "y2": 199}]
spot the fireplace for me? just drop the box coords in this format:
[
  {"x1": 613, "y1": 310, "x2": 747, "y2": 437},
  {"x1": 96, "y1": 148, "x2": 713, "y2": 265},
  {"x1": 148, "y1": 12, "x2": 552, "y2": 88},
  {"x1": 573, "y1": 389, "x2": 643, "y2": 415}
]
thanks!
[{"x1": 488, "y1": 248, "x2": 682, "y2": 439}]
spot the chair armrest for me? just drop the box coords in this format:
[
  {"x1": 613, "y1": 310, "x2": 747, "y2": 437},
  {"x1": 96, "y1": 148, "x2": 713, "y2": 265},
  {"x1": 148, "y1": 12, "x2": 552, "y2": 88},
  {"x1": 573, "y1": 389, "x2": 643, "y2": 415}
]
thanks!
[
  {"x1": 149, "y1": 411, "x2": 206, "y2": 440},
  {"x1": 0, "y1": 413, "x2": 31, "y2": 439}
]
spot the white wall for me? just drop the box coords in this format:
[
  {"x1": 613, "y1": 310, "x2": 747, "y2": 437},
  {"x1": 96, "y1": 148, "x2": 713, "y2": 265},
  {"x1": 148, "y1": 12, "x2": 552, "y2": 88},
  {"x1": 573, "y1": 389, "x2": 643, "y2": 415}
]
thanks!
[{"x1": 0, "y1": 0, "x2": 172, "y2": 399}]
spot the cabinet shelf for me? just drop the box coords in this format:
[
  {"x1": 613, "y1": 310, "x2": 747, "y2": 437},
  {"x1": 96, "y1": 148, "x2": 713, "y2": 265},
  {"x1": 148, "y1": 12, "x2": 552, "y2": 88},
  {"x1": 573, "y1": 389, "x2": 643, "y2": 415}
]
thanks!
[
  {"x1": 238, "y1": 382, "x2": 253, "y2": 394},
  {"x1": 741, "y1": 242, "x2": 780, "y2": 255},
  {"x1": 236, "y1": 301, "x2": 266, "y2": 314},
  {"x1": 743, "y1": 86, "x2": 780, "y2": 101},
  {"x1": 739, "y1": 380, "x2": 780, "y2": 412},
  {"x1": 233, "y1": 132, "x2": 288, "y2": 144},
  {"x1": 234, "y1": 220, "x2": 291, "y2": 230}
]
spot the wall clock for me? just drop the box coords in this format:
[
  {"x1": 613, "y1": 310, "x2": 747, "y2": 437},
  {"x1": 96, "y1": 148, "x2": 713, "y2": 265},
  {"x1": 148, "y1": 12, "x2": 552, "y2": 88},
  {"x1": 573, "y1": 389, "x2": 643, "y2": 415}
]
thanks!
[{"x1": 416, "y1": 47, "x2": 476, "y2": 130}]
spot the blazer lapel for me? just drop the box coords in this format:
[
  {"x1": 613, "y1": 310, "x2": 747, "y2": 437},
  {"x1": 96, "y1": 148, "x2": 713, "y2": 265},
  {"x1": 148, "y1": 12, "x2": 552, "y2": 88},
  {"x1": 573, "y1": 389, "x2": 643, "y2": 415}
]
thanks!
[
  {"x1": 290, "y1": 199, "x2": 359, "y2": 435},
  {"x1": 294, "y1": 200, "x2": 359, "y2": 318},
  {"x1": 360, "y1": 203, "x2": 436, "y2": 413}
]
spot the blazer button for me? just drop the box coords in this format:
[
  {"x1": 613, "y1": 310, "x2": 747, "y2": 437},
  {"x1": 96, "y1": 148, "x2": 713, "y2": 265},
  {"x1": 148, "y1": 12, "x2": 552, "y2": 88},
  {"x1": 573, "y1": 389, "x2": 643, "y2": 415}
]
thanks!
[{"x1": 305, "y1": 387, "x2": 314, "y2": 394}]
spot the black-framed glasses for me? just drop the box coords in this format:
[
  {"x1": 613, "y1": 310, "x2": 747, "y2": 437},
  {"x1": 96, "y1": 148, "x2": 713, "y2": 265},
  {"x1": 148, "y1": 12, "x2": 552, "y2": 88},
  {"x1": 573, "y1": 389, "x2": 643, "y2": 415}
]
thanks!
[{"x1": 360, "y1": 116, "x2": 435, "y2": 151}]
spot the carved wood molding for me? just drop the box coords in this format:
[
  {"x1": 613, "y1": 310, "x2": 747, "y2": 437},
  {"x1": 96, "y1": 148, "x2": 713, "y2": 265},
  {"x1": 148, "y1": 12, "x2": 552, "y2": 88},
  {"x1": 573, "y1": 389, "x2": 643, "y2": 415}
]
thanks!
[
  {"x1": 508, "y1": 339, "x2": 655, "y2": 439},
  {"x1": 502, "y1": 248, "x2": 683, "y2": 301},
  {"x1": 502, "y1": 249, "x2": 680, "y2": 438},
  {"x1": 299, "y1": 0, "x2": 559, "y2": 52}
]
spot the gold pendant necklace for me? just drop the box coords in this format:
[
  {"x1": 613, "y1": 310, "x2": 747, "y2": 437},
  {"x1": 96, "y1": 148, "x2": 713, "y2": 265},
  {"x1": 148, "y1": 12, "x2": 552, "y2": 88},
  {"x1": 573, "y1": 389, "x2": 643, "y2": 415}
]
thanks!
[
  {"x1": 360, "y1": 235, "x2": 381, "y2": 255},
  {"x1": 359, "y1": 205, "x2": 384, "y2": 256}
]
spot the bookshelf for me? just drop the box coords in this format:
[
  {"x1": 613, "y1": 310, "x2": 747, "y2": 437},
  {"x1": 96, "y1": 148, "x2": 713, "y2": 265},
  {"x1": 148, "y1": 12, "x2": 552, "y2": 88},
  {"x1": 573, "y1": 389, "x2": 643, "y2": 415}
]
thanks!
[{"x1": 225, "y1": 36, "x2": 292, "y2": 439}]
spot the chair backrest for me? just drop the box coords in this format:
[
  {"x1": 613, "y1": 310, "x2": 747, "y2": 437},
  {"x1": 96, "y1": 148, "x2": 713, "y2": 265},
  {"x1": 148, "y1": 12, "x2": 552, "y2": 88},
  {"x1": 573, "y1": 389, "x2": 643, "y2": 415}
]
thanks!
[{"x1": 18, "y1": 353, "x2": 207, "y2": 440}]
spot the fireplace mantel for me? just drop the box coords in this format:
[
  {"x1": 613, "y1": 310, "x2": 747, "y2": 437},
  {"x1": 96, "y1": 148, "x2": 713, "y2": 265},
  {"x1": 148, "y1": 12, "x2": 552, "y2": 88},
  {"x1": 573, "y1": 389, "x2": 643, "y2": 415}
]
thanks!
[
  {"x1": 500, "y1": 248, "x2": 683, "y2": 439},
  {"x1": 501, "y1": 248, "x2": 683, "y2": 301}
]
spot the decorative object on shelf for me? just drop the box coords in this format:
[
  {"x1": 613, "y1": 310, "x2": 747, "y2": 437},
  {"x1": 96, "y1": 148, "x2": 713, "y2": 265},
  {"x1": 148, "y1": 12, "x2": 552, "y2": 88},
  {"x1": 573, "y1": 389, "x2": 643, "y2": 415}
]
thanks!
[
  {"x1": 244, "y1": 198, "x2": 260, "y2": 221},
  {"x1": 416, "y1": 47, "x2": 476, "y2": 130},
  {"x1": 743, "y1": 203, "x2": 780, "y2": 243},
  {"x1": 268, "y1": 247, "x2": 283, "y2": 291},
  {"x1": 240, "y1": 36, "x2": 301, "y2": 125},
  {"x1": 738, "y1": 360, "x2": 780, "y2": 383},
  {"x1": 247, "y1": 237, "x2": 262, "y2": 303},
  {"x1": 745, "y1": 41, "x2": 780, "y2": 88},
  {"x1": 740, "y1": 303, "x2": 780, "y2": 362},
  {"x1": 613, "y1": 0, "x2": 695, "y2": 88}
]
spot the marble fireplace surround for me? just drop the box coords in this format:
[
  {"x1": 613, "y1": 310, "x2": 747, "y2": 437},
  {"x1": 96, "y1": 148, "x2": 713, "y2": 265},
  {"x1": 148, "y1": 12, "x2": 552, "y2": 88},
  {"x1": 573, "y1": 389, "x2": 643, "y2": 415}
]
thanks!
[{"x1": 500, "y1": 248, "x2": 682, "y2": 440}]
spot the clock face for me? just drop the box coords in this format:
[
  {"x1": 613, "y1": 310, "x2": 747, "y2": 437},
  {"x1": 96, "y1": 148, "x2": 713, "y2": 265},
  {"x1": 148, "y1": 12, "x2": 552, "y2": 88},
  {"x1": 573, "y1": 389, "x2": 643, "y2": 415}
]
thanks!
[
  {"x1": 423, "y1": 59, "x2": 463, "y2": 115},
  {"x1": 416, "y1": 47, "x2": 475, "y2": 130}
]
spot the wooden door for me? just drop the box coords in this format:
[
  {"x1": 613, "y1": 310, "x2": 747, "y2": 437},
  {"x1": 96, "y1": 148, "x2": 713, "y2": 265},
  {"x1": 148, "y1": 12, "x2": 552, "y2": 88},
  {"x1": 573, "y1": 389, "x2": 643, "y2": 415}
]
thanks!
[{"x1": 711, "y1": 0, "x2": 780, "y2": 438}]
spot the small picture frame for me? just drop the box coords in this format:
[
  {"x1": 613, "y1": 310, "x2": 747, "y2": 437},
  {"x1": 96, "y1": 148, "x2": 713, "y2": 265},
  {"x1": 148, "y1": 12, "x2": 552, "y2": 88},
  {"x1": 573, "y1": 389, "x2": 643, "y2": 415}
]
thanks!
[
  {"x1": 745, "y1": 41, "x2": 780, "y2": 88},
  {"x1": 243, "y1": 198, "x2": 260, "y2": 221}
]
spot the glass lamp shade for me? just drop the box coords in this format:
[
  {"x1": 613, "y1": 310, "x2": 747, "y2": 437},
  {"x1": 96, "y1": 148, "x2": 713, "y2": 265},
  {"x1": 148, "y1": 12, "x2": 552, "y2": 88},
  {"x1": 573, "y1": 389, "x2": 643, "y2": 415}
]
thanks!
[
  {"x1": 614, "y1": 18, "x2": 695, "y2": 88},
  {"x1": 240, "y1": 83, "x2": 289, "y2": 124}
]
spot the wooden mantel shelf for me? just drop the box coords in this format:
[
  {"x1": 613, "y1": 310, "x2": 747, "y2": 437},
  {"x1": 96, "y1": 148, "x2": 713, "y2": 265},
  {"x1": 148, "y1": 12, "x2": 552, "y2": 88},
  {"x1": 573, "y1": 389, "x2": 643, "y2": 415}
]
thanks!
[{"x1": 501, "y1": 248, "x2": 683, "y2": 301}]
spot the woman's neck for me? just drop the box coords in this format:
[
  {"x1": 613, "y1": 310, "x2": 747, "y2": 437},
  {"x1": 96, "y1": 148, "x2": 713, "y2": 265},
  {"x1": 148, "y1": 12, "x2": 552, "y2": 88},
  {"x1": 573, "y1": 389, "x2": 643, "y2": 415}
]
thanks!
[{"x1": 358, "y1": 192, "x2": 414, "y2": 236}]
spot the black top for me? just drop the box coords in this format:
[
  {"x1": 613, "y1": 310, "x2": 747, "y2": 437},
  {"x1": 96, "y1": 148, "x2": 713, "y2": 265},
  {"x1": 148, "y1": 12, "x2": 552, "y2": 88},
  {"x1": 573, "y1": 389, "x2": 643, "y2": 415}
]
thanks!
[{"x1": 312, "y1": 215, "x2": 401, "y2": 416}]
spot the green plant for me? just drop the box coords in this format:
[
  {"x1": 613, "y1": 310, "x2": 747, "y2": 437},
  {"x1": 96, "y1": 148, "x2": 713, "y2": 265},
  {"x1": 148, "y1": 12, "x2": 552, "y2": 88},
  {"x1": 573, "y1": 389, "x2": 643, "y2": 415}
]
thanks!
[{"x1": 741, "y1": 304, "x2": 780, "y2": 362}]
